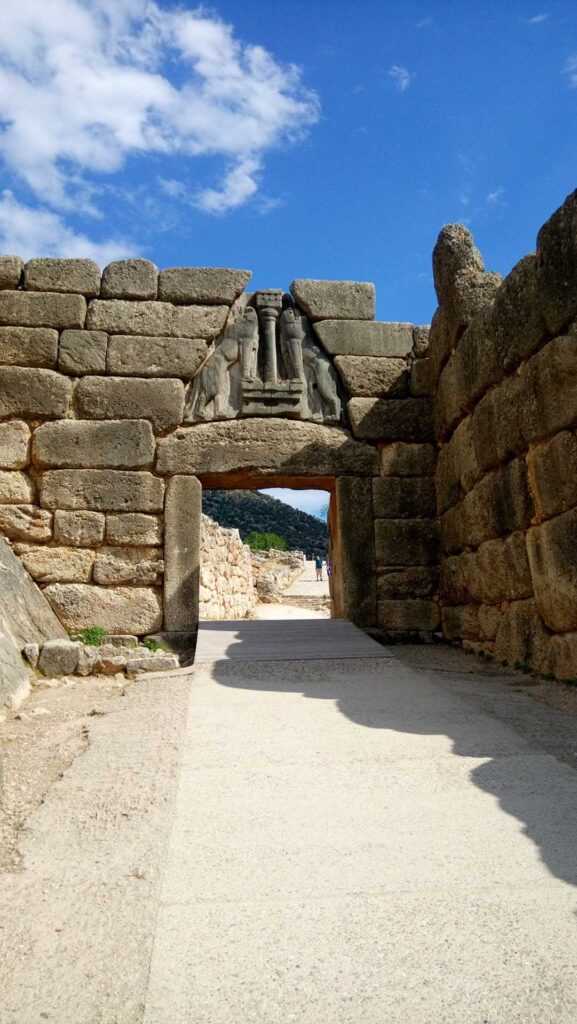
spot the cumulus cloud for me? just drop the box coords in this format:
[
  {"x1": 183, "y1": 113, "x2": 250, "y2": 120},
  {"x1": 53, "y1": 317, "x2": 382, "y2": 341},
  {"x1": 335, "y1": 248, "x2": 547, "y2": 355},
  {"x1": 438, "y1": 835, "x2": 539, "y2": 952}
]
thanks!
[
  {"x1": 0, "y1": 0, "x2": 319, "y2": 219},
  {"x1": 389, "y1": 65, "x2": 413, "y2": 92}
]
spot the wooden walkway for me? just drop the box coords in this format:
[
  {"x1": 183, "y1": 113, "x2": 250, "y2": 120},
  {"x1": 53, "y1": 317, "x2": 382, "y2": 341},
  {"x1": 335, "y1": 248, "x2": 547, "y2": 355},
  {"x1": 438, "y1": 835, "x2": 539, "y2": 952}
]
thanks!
[{"x1": 194, "y1": 618, "x2": 390, "y2": 662}]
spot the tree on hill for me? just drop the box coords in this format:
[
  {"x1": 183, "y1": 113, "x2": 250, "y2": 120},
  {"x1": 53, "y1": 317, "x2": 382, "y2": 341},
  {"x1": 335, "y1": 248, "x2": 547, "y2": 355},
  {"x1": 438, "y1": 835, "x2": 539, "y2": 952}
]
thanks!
[{"x1": 245, "y1": 531, "x2": 287, "y2": 551}]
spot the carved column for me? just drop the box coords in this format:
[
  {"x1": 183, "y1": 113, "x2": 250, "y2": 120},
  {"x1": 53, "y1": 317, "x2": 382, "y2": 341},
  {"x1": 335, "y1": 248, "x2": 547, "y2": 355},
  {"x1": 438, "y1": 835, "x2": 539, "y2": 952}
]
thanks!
[{"x1": 255, "y1": 290, "x2": 283, "y2": 384}]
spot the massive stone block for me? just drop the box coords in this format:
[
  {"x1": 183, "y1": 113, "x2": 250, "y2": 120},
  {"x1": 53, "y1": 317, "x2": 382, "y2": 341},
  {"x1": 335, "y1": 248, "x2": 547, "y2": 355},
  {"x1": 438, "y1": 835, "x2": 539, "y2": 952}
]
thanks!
[
  {"x1": 348, "y1": 398, "x2": 433, "y2": 443},
  {"x1": 86, "y1": 299, "x2": 228, "y2": 340},
  {"x1": 314, "y1": 320, "x2": 412, "y2": 357},
  {"x1": 536, "y1": 188, "x2": 577, "y2": 334},
  {"x1": 0, "y1": 471, "x2": 35, "y2": 503},
  {"x1": 158, "y1": 267, "x2": 251, "y2": 304},
  {"x1": 378, "y1": 599, "x2": 440, "y2": 631},
  {"x1": 334, "y1": 476, "x2": 377, "y2": 627},
  {"x1": 0, "y1": 537, "x2": 65, "y2": 646},
  {"x1": 549, "y1": 633, "x2": 577, "y2": 681},
  {"x1": 410, "y1": 357, "x2": 435, "y2": 397},
  {"x1": 377, "y1": 567, "x2": 438, "y2": 599},
  {"x1": 379, "y1": 442, "x2": 436, "y2": 478},
  {"x1": 0, "y1": 326, "x2": 58, "y2": 368},
  {"x1": 334, "y1": 355, "x2": 407, "y2": 397},
  {"x1": 442, "y1": 604, "x2": 480, "y2": 641},
  {"x1": 491, "y1": 253, "x2": 547, "y2": 367},
  {"x1": 527, "y1": 430, "x2": 577, "y2": 519},
  {"x1": 75, "y1": 376, "x2": 185, "y2": 433},
  {"x1": 32, "y1": 419, "x2": 155, "y2": 469},
  {"x1": 43, "y1": 583, "x2": 163, "y2": 634},
  {"x1": 527, "y1": 509, "x2": 577, "y2": 632},
  {"x1": 412, "y1": 325, "x2": 430, "y2": 358},
  {"x1": 372, "y1": 477, "x2": 436, "y2": 519},
  {"x1": 93, "y1": 546, "x2": 163, "y2": 585},
  {"x1": 53, "y1": 510, "x2": 105, "y2": 547},
  {"x1": 40, "y1": 469, "x2": 164, "y2": 512},
  {"x1": 290, "y1": 280, "x2": 375, "y2": 321},
  {"x1": 440, "y1": 458, "x2": 533, "y2": 554},
  {"x1": 0, "y1": 422, "x2": 31, "y2": 469},
  {"x1": 156, "y1": 418, "x2": 379, "y2": 477},
  {"x1": 440, "y1": 532, "x2": 532, "y2": 607},
  {"x1": 494, "y1": 598, "x2": 551, "y2": 673},
  {"x1": 164, "y1": 475, "x2": 201, "y2": 631},
  {"x1": 59, "y1": 330, "x2": 108, "y2": 375},
  {"x1": 436, "y1": 417, "x2": 480, "y2": 515},
  {"x1": 14, "y1": 545, "x2": 94, "y2": 583},
  {"x1": 105, "y1": 513, "x2": 163, "y2": 546},
  {"x1": 24, "y1": 258, "x2": 100, "y2": 297},
  {"x1": 101, "y1": 259, "x2": 158, "y2": 300},
  {"x1": 375, "y1": 519, "x2": 439, "y2": 566},
  {"x1": 0, "y1": 505, "x2": 52, "y2": 542},
  {"x1": 0, "y1": 367, "x2": 72, "y2": 419},
  {"x1": 0, "y1": 256, "x2": 23, "y2": 289},
  {"x1": 107, "y1": 334, "x2": 209, "y2": 378},
  {"x1": 0, "y1": 290, "x2": 86, "y2": 329}
]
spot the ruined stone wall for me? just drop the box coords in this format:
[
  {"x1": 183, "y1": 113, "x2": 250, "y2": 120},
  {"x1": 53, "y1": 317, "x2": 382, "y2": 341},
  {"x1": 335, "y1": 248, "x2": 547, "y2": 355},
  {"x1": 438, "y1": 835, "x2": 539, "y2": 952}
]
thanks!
[
  {"x1": 199, "y1": 514, "x2": 256, "y2": 620},
  {"x1": 0, "y1": 255, "x2": 435, "y2": 638},
  {"x1": 431, "y1": 189, "x2": 577, "y2": 680}
]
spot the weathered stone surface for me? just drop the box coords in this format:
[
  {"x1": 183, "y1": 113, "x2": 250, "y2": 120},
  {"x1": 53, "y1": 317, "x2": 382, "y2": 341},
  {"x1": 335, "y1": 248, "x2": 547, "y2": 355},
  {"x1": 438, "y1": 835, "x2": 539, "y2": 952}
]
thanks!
[
  {"x1": 314, "y1": 320, "x2": 412, "y2": 357},
  {"x1": 528, "y1": 430, "x2": 577, "y2": 519},
  {"x1": 22, "y1": 643, "x2": 40, "y2": 668},
  {"x1": 0, "y1": 505, "x2": 52, "y2": 542},
  {"x1": 43, "y1": 583, "x2": 163, "y2": 634},
  {"x1": 549, "y1": 633, "x2": 577, "y2": 681},
  {"x1": 0, "y1": 367, "x2": 72, "y2": 419},
  {"x1": 40, "y1": 470, "x2": 164, "y2": 512},
  {"x1": 93, "y1": 546, "x2": 163, "y2": 585},
  {"x1": 105, "y1": 513, "x2": 162, "y2": 546},
  {"x1": 436, "y1": 417, "x2": 480, "y2": 515},
  {"x1": 59, "y1": 330, "x2": 107, "y2": 374},
  {"x1": 442, "y1": 604, "x2": 480, "y2": 641},
  {"x1": 164, "y1": 475, "x2": 201, "y2": 632},
  {"x1": 33, "y1": 419, "x2": 155, "y2": 469},
  {"x1": 410, "y1": 357, "x2": 435, "y2": 397},
  {"x1": 0, "y1": 290, "x2": 86, "y2": 329},
  {"x1": 101, "y1": 259, "x2": 158, "y2": 300},
  {"x1": 433, "y1": 224, "x2": 485, "y2": 307},
  {"x1": 53, "y1": 510, "x2": 105, "y2": 547},
  {"x1": 373, "y1": 477, "x2": 436, "y2": 519},
  {"x1": 427, "y1": 308, "x2": 453, "y2": 378},
  {"x1": 101, "y1": 634, "x2": 138, "y2": 647},
  {"x1": 86, "y1": 299, "x2": 228, "y2": 340},
  {"x1": 107, "y1": 334, "x2": 208, "y2": 378},
  {"x1": 76, "y1": 647, "x2": 98, "y2": 675},
  {"x1": 412, "y1": 325, "x2": 430, "y2": 357},
  {"x1": 494, "y1": 598, "x2": 551, "y2": 673},
  {"x1": 0, "y1": 326, "x2": 58, "y2": 368},
  {"x1": 440, "y1": 533, "x2": 532, "y2": 606},
  {"x1": 527, "y1": 509, "x2": 577, "y2": 632},
  {"x1": 38, "y1": 638, "x2": 80, "y2": 677},
  {"x1": 440, "y1": 458, "x2": 533, "y2": 554},
  {"x1": 378, "y1": 599, "x2": 440, "y2": 631},
  {"x1": 0, "y1": 255, "x2": 23, "y2": 289},
  {"x1": 92, "y1": 652, "x2": 127, "y2": 675},
  {"x1": 75, "y1": 376, "x2": 185, "y2": 433},
  {"x1": 14, "y1": 545, "x2": 94, "y2": 583},
  {"x1": 0, "y1": 471, "x2": 35, "y2": 503},
  {"x1": 158, "y1": 267, "x2": 251, "y2": 305},
  {"x1": 333, "y1": 476, "x2": 376, "y2": 627},
  {"x1": 0, "y1": 422, "x2": 30, "y2": 469},
  {"x1": 291, "y1": 280, "x2": 375, "y2": 321},
  {"x1": 492, "y1": 254, "x2": 548, "y2": 368},
  {"x1": 24, "y1": 258, "x2": 100, "y2": 297},
  {"x1": 348, "y1": 398, "x2": 433, "y2": 443},
  {"x1": 536, "y1": 189, "x2": 577, "y2": 334},
  {"x1": 126, "y1": 654, "x2": 180, "y2": 674},
  {"x1": 439, "y1": 552, "x2": 477, "y2": 606},
  {"x1": 0, "y1": 630, "x2": 30, "y2": 709},
  {"x1": 375, "y1": 519, "x2": 439, "y2": 566},
  {"x1": 157, "y1": 418, "x2": 378, "y2": 478},
  {"x1": 379, "y1": 442, "x2": 436, "y2": 478},
  {"x1": 377, "y1": 567, "x2": 438, "y2": 599},
  {"x1": 334, "y1": 356, "x2": 407, "y2": 397},
  {"x1": 0, "y1": 537, "x2": 65, "y2": 647},
  {"x1": 478, "y1": 604, "x2": 501, "y2": 641}
]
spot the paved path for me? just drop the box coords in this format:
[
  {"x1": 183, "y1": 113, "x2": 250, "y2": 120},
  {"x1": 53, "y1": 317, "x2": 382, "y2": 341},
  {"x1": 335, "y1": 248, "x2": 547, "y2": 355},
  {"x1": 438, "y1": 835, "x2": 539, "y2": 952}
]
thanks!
[
  {"x1": 194, "y1": 618, "x2": 385, "y2": 661},
  {"x1": 3, "y1": 645, "x2": 577, "y2": 1021},
  {"x1": 285, "y1": 557, "x2": 330, "y2": 598}
]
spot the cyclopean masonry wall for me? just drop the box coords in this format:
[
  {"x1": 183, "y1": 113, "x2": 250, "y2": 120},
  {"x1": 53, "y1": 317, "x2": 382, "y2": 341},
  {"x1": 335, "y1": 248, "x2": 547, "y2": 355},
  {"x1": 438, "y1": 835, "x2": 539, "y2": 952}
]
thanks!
[
  {"x1": 199, "y1": 514, "x2": 256, "y2": 620},
  {"x1": 431, "y1": 188, "x2": 577, "y2": 680},
  {"x1": 0, "y1": 257, "x2": 437, "y2": 641}
]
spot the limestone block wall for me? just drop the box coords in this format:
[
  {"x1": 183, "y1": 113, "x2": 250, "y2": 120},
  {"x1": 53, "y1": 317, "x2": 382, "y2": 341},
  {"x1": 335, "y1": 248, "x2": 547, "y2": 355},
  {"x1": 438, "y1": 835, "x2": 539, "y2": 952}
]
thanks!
[
  {"x1": 430, "y1": 189, "x2": 577, "y2": 679},
  {"x1": 0, "y1": 254, "x2": 436, "y2": 638},
  {"x1": 199, "y1": 514, "x2": 256, "y2": 620}
]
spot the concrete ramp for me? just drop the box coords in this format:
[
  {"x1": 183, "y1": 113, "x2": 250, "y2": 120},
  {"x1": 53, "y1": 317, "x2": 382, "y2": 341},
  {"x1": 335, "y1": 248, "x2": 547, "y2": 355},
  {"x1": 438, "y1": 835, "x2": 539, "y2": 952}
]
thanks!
[{"x1": 194, "y1": 617, "x2": 389, "y2": 662}]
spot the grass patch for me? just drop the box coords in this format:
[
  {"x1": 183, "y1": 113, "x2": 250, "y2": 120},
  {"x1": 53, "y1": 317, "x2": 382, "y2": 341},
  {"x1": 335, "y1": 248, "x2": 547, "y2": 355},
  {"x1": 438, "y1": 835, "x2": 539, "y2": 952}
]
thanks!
[
  {"x1": 142, "y1": 638, "x2": 165, "y2": 652},
  {"x1": 68, "y1": 626, "x2": 108, "y2": 646}
]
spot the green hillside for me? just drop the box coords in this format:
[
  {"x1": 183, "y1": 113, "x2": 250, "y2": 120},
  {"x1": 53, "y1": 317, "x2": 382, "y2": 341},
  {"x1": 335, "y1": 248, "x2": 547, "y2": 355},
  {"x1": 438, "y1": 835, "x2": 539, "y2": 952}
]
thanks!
[{"x1": 202, "y1": 490, "x2": 328, "y2": 558}]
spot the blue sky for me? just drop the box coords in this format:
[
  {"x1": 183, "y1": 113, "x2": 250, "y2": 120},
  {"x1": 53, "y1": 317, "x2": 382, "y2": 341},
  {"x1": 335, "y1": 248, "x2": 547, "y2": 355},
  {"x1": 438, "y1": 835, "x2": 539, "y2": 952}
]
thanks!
[{"x1": 1, "y1": 0, "x2": 576, "y2": 518}]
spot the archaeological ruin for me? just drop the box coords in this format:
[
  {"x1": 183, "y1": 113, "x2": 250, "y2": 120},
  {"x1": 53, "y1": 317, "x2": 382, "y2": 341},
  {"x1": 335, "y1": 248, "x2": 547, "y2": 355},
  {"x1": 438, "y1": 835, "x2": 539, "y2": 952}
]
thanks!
[{"x1": 2, "y1": 189, "x2": 577, "y2": 691}]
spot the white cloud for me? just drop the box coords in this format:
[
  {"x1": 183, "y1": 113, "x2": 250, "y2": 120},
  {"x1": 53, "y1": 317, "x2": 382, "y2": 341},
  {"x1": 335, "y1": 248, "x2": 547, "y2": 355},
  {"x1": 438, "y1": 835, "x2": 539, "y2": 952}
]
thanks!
[
  {"x1": 0, "y1": 190, "x2": 134, "y2": 263},
  {"x1": 486, "y1": 187, "x2": 505, "y2": 204},
  {"x1": 0, "y1": 0, "x2": 319, "y2": 216},
  {"x1": 525, "y1": 13, "x2": 549, "y2": 24},
  {"x1": 563, "y1": 55, "x2": 577, "y2": 87},
  {"x1": 416, "y1": 16, "x2": 434, "y2": 28},
  {"x1": 389, "y1": 65, "x2": 413, "y2": 92},
  {"x1": 259, "y1": 489, "x2": 329, "y2": 519}
]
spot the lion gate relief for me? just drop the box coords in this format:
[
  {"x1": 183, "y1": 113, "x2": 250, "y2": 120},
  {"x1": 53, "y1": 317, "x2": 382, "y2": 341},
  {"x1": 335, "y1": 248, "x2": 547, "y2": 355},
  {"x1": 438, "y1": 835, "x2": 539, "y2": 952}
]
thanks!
[{"x1": 184, "y1": 290, "x2": 341, "y2": 424}]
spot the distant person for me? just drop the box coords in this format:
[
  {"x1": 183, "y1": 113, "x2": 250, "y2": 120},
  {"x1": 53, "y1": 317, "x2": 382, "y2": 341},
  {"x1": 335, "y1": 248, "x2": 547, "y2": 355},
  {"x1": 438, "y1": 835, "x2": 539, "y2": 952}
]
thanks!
[
  {"x1": 315, "y1": 555, "x2": 323, "y2": 581},
  {"x1": 326, "y1": 557, "x2": 332, "y2": 578}
]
